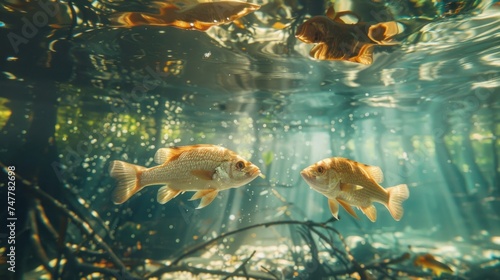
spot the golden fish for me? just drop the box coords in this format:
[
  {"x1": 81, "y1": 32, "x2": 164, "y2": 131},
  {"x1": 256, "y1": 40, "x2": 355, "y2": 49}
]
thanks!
[
  {"x1": 110, "y1": 1, "x2": 260, "y2": 31},
  {"x1": 300, "y1": 157, "x2": 409, "y2": 222},
  {"x1": 295, "y1": 6, "x2": 401, "y2": 64},
  {"x1": 109, "y1": 144, "x2": 261, "y2": 208},
  {"x1": 414, "y1": 254, "x2": 453, "y2": 276}
]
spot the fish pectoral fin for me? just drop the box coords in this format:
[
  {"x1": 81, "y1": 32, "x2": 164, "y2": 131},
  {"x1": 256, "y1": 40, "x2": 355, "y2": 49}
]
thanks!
[
  {"x1": 328, "y1": 199, "x2": 340, "y2": 220},
  {"x1": 191, "y1": 169, "x2": 215, "y2": 180},
  {"x1": 360, "y1": 204, "x2": 377, "y2": 222},
  {"x1": 190, "y1": 189, "x2": 218, "y2": 209},
  {"x1": 339, "y1": 183, "x2": 363, "y2": 192},
  {"x1": 157, "y1": 186, "x2": 181, "y2": 204},
  {"x1": 337, "y1": 199, "x2": 359, "y2": 219},
  {"x1": 353, "y1": 44, "x2": 374, "y2": 65},
  {"x1": 190, "y1": 189, "x2": 212, "y2": 200},
  {"x1": 309, "y1": 43, "x2": 331, "y2": 60}
]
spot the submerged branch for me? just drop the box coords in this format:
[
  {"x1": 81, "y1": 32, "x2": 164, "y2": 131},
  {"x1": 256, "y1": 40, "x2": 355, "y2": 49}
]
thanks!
[
  {"x1": 222, "y1": 250, "x2": 256, "y2": 280},
  {"x1": 32, "y1": 185, "x2": 129, "y2": 273},
  {"x1": 1, "y1": 163, "x2": 422, "y2": 279},
  {"x1": 146, "y1": 218, "x2": 340, "y2": 278},
  {"x1": 147, "y1": 264, "x2": 277, "y2": 280},
  {"x1": 260, "y1": 265, "x2": 281, "y2": 280},
  {"x1": 0, "y1": 162, "x2": 134, "y2": 279},
  {"x1": 28, "y1": 206, "x2": 55, "y2": 276}
]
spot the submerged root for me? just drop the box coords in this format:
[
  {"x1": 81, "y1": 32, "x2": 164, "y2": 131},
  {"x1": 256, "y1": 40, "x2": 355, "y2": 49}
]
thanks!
[{"x1": 3, "y1": 163, "x2": 493, "y2": 279}]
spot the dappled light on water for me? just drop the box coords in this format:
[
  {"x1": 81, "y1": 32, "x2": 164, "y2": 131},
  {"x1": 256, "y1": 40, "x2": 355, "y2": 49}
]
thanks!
[{"x1": 0, "y1": 0, "x2": 499, "y2": 279}]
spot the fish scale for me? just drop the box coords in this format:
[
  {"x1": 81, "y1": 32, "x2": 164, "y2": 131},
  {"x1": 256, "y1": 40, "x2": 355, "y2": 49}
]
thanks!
[
  {"x1": 330, "y1": 158, "x2": 388, "y2": 200},
  {"x1": 338, "y1": 185, "x2": 389, "y2": 206},
  {"x1": 141, "y1": 150, "x2": 226, "y2": 187}
]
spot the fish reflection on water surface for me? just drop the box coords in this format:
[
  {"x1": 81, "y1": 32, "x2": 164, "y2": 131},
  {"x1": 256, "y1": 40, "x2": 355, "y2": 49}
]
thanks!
[
  {"x1": 295, "y1": 6, "x2": 402, "y2": 64},
  {"x1": 110, "y1": 1, "x2": 260, "y2": 31},
  {"x1": 301, "y1": 157, "x2": 409, "y2": 222},
  {"x1": 109, "y1": 144, "x2": 261, "y2": 208}
]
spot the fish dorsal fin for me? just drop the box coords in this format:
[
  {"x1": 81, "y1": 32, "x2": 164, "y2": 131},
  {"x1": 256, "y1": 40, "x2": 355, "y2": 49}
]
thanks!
[
  {"x1": 358, "y1": 163, "x2": 384, "y2": 183},
  {"x1": 328, "y1": 199, "x2": 340, "y2": 220},
  {"x1": 155, "y1": 145, "x2": 203, "y2": 164},
  {"x1": 154, "y1": 148, "x2": 179, "y2": 164},
  {"x1": 337, "y1": 199, "x2": 359, "y2": 219},
  {"x1": 359, "y1": 205, "x2": 377, "y2": 222}
]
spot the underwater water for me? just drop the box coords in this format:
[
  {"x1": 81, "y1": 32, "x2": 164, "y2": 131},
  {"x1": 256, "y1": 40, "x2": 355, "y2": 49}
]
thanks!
[{"x1": 0, "y1": 0, "x2": 499, "y2": 279}]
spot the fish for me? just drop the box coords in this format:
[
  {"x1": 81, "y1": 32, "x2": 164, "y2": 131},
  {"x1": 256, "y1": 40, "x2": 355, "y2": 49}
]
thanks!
[
  {"x1": 109, "y1": 144, "x2": 261, "y2": 208},
  {"x1": 295, "y1": 6, "x2": 401, "y2": 64},
  {"x1": 300, "y1": 157, "x2": 409, "y2": 222},
  {"x1": 414, "y1": 253, "x2": 453, "y2": 276},
  {"x1": 110, "y1": 1, "x2": 260, "y2": 31}
]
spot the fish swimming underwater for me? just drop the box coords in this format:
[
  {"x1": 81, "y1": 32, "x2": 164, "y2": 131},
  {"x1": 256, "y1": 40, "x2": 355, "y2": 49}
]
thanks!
[
  {"x1": 110, "y1": 1, "x2": 260, "y2": 31},
  {"x1": 300, "y1": 157, "x2": 409, "y2": 222},
  {"x1": 414, "y1": 253, "x2": 453, "y2": 276},
  {"x1": 109, "y1": 144, "x2": 261, "y2": 208},
  {"x1": 295, "y1": 6, "x2": 401, "y2": 64}
]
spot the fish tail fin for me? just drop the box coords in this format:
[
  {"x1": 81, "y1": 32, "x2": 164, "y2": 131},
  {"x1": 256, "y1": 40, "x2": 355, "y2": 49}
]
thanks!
[
  {"x1": 109, "y1": 160, "x2": 147, "y2": 204},
  {"x1": 386, "y1": 184, "x2": 409, "y2": 221},
  {"x1": 368, "y1": 21, "x2": 402, "y2": 45}
]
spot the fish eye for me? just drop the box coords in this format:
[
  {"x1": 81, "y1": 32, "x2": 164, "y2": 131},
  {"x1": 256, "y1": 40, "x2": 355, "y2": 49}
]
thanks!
[
  {"x1": 317, "y1": 166, "x2": 325, "y2": 174},
  {"x1": 235, "y1": 161, "x2": 245, "y2": 170}
]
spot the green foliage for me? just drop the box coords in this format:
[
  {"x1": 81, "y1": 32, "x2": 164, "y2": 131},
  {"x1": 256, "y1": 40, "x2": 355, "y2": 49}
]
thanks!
[{"x1": 262, "y1": 150, "x2": 274, "y2": 166}]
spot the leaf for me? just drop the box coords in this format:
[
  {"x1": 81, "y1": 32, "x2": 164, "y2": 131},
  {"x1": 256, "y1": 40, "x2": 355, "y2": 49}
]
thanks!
[{"x1": 262, "y1": 151, "x2": 274, "y2": 166}]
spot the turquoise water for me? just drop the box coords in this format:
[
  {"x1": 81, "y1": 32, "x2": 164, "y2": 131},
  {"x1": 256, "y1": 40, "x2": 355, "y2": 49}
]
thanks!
[{"x1": 0, "y1": 0, "x2": 499, "y2": 279}]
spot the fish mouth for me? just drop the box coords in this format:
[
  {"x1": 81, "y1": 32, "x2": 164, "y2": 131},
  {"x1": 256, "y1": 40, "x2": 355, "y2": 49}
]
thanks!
[
  {"x1": 300, "y1": 169, "x2": 311, "y2": 180},
  {"x1": 300, "y1": 169, "x2": 313, "y2": 185},
  {"x1": 295, "y1": 22, "x2": 313, "y2": 43},
  {"x1": 247, "y1": 165, "x2": 262, "y2": 178},
  {"x1": 300, "y1": 168, "x2": 319, "y2": 188}
]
